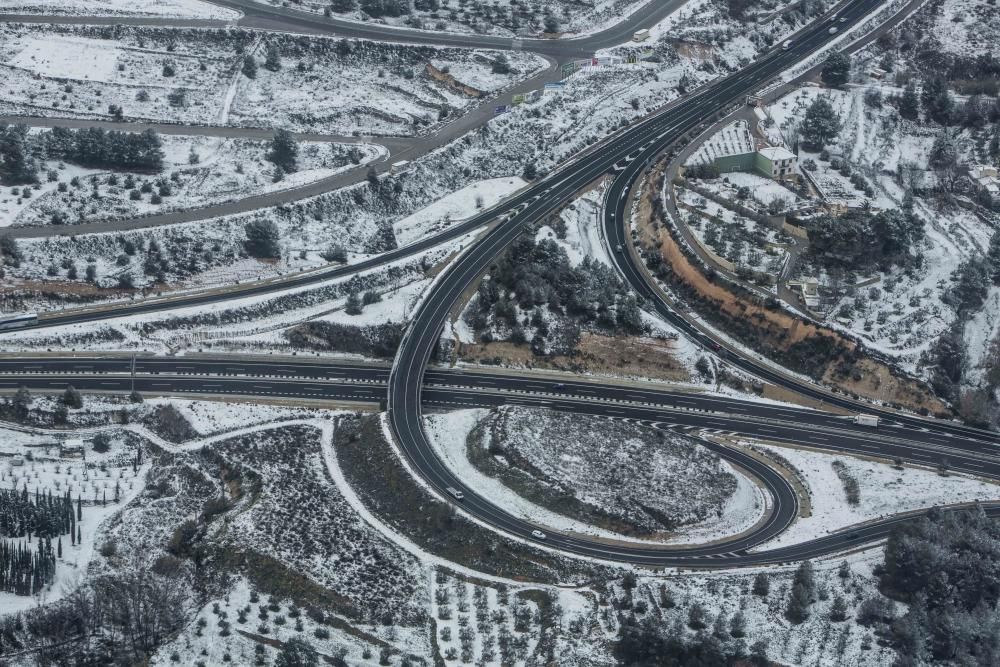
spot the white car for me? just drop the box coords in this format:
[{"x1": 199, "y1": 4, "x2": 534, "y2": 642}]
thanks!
[
  {"x1": 446, "y1": 487, "x2": 465, "y2": 501},
  {"x1": 531, "y1": 529, "x2": 547, "y2": 540},
  {"x1": 828, "y1": 26, "x2": 838, "y2": 34}
]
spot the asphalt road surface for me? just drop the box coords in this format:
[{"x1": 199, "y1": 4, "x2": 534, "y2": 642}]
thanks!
[
  {"x1": 384, "y1": 0, "x2": 980, "y2": 566},
  {"x1": 0, "y1": 0, "x2": 690, "y2": 58},
  {"x1": 0, "y1": 354, "x2": 997, "y2": 565},
  {"x1": 4, "y1": 0, "x2": 988, "y2": 567}
]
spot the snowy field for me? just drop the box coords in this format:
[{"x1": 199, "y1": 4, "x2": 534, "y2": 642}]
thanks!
[
  {"x1": 392, "y1": 176, "x2": 525, "y2": 246},
  {"x1": 1, "y1": 135, "x2": 384, "y2": 229},
  {"x1": 230, "y1": 40, "x2": 546, "y2": 136},
  {"x1": 621, "y1": 553, "x2": 898, "y2": 667},
  {"x1": 676, "y1": 186, "x2": 789, "y2": 280},
  {"x1": 424, "y1": 407, "x2": 766, "y2": 545},
  {"x1": 0, "y1": 0, "x2": 240, "y2": 19},
  {"x1": 753, "y1": 443, "x2": 1000, "y2": 551},
  {"x1": 0, "y1": 24, "x2": 546, "y2": 137},
  {"x1": 927, "y1": 0, "x2": 1000, "y2": 58},
  {"x1": 768, "y1": 84, "x2": 994, "y2": 371},
  {"x1": 247, "y1": 0, "x2": 650, "y2": 37},
  {"x1": 0, "y1": 417, "x2": 151, "y2": 613}
]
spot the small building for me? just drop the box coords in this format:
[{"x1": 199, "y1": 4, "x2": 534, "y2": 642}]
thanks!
[
  {"x1": 755, "y1": 146, "x2": 797, "y2": 180},
  {"x1": 788, "y1": 277, "x2": 821, "y2": 309},
  {"x1": 60, "y1": 438, "x2": 86, "y2": 458},
  {"x1": 971, "y1": 165, "x2": 1000, "y2": 196}
]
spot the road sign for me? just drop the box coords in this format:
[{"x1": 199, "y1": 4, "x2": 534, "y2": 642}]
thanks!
[
  {"x1": 561, "y1": 62, "x2": 577, "y2": 77},
  {"x1": 512, "y1": 93, "x2": 526, "y2": 105},
  {"x1": 494, "y1": 105, "x2": 511, "y2": 115}
]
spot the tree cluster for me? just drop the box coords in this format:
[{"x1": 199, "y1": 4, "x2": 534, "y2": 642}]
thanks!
[
  {"x1": 616, "y1": 615, "x2": 768, "y2": 666},
  {"x1": 806, "y1": 207, "x2": 923, "y2": 272},
  {"x1": 38, "y1": 126, "x2": 165, "y2": 172},
  {"x1": 0, "y1": 487, "x2": 79, "y2": 541},
  {"x1": 0, "y1": 125, "x2": 39, "y2": 185},
  {"x1": 0, "y1": 538, "x2": 56, "y2": 597},
  {"x1": 877, "y1": 509, "x2": 1000, "y2": 665},
  {"x1": 285, "y1": 321, "x2": 404, "y2": 358},
  {"x1": 470, "y1": 235, "x2": 645, "y2": 354},
  {"x1": 244, "y1": 219, "x2": 282, "y2": 259}
]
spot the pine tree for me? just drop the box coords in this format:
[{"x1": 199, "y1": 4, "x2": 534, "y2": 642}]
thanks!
[
  {"x1": 243, "y1": 220, "x2": 281, "y2": 259},
  {"x1": 830, "y1": 595, "x2": 848, "y2": 622},
  {"x1": 730, "y1": 610, "x2": 746, "y2": 638},
  {"x1": 12, "y1": 386, "x2": 31, "y2": 422},
  {"x1": 801, "y1": 97, "x2": 842, "y2": 149},
  {"x1": 752, "y1": 572, "x2": 770, "y2": 596},
  {"x1": 345, "y1": 291, "x2": 363, "y2": 315},
  {"x1": 793, "y1": 560, "x2": 816, "y2": 599},
  {"x1": 57, "y1": 537, "x2": 62, "y2": 558},
  {"x1": 241, "y1": 54, "x2": 258, "y2": 79},
  {"x1": 687, "y1": 603, "x2": 707, "y2": 630},
  {"x1": 267, "y1": 129, "x2": 298, "y2": 173},
  {"x1": 264, "y1": 44, "x2": 282, "y2": 72},
  {"x1": 821, "y1": 52, "x2": 850, "y2": 88},
  {"x1": 0, "y1": 125, "x2": 40, "y2": 184},
  {"x1": 898, "y1": 80, "x2": 919, "y2": 121},
  {"x1": 785, "y1": 580, "x2": 811, "y2": 624},
  {"x1": 62, "y1": 385, "x2": 83, "y2": 409}
]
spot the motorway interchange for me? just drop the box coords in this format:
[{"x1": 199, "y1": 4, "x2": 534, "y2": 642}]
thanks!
[{"x1": 2, "y1": 0, "x2": 998, "y2": 567}]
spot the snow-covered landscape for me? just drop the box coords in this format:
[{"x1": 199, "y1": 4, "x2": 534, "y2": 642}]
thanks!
[{"x1": 1, "y1": 0, "x2": 999, "y2": 664}]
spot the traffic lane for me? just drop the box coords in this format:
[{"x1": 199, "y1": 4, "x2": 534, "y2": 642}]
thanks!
[
  {"x1": 2, "y1": 372, "x2": 993, "y2": 563},
  {"x1": 20, "y1": 0, "x2": 809, "y2": 328},
  {"x1": 2, "y1": 370, "x2": 990, "y2": 497},
  {"x1": 0, "y1": 356, "x2": 991, "y2": 449},
  {"x1": 600, "y1": 1, "x2": 993, "y2": 444}
]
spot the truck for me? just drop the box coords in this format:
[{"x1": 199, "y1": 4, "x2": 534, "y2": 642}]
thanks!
[
  {"x1": 632, "y1": 29, "x2": 651, "y2": 42},
  {"x1": 390, "y1": 160, "x2": 410, "y2": 174},
  {"x1": 855, "y1": 414, "x2": 880, "y2": 428}
]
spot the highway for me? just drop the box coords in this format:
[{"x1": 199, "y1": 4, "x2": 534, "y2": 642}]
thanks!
[
  {"x1": 4, "y1": 0, "x2": 994, "y2": 567},
  {"x1": 382, "y1": 0, "x2": 1000, "y2": 565},
  {"x1": 1, "y1": 354, "x2": 999, "y2": 565},
  {"x1": 1, "y1": 0, "x2": 691, "y2": 58}
]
